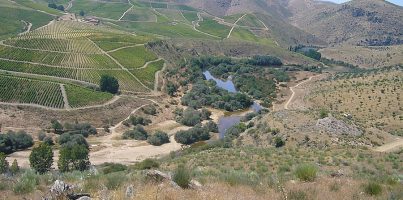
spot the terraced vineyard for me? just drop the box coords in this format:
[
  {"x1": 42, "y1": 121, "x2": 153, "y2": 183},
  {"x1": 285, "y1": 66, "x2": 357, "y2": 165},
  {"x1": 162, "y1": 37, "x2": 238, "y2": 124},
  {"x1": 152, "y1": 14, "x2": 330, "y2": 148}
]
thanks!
[
  {"x1": 0, "y1": 75, "x2": 64, "y2": 108},
  {"x1": 64, "y1": 84, "x2": 113, "y2": 108},
  {"x1": 0, "y1": 20, "x2": 161, "y2": 93}
]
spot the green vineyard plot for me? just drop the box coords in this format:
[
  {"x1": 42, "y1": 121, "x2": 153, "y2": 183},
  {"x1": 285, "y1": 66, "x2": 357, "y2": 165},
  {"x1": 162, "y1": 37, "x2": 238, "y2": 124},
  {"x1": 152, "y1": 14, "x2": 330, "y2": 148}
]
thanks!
[
  {"x1": 121, "y1": 7, "x2": 156, "y2": 22},
  {"x1": 0, "y1": 75, "x2": 64, "y2": 108},
  {"x1": 131, "y1": 59, "x2": 164, "y2": 88},
  {"x1": 64, "y1": 84, "x2": 114, "y2": 108},
  {"x1": 109, "y1": 46, "x2": 158, "y2": 69},
  {"x1": 70, "y1": 0, "x2": 132, "y2": 20},
  {"x1": 198, "y1": 19, "x2": 231, "y2": 39},
  {"x1": 237, "y1": 14, "x2": 266, "y2": 28}
]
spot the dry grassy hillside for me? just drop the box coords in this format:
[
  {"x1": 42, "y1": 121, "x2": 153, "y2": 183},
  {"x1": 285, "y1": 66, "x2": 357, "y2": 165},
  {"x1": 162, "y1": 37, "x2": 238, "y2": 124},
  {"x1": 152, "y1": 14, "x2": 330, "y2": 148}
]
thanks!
[{"x1": 290, "y1": 0, "x2": 403, "y2": 45}]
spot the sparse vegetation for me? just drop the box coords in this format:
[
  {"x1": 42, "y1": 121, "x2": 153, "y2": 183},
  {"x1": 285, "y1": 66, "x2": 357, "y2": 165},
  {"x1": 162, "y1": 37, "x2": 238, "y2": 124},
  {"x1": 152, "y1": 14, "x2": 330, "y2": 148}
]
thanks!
[{"x1": 295, "y1": 164, "x2": 317, "y2": 182}]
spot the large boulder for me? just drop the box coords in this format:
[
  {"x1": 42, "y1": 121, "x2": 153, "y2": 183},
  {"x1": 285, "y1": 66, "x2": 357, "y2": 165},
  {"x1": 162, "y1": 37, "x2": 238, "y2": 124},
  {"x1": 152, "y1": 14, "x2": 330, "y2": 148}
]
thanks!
[
  {"x1": 316, "y1": 117, "x2": 363, "y2": 137},
  {"x1": 50, "y1": 180, "x2": 73, "y2": 197}
]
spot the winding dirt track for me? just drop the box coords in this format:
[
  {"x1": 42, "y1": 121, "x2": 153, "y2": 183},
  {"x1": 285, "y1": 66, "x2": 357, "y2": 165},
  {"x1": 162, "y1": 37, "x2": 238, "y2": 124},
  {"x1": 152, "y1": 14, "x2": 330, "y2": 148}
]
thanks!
[
  {"x1": 284, "y1": 74, "x2": 322, "y2": 110},
  {"x1": 226, "y1": 14, "x2": 247, "y2": 39},
  {"x1": 374, "y1": 137, "x2": 403, "y2": 152}
]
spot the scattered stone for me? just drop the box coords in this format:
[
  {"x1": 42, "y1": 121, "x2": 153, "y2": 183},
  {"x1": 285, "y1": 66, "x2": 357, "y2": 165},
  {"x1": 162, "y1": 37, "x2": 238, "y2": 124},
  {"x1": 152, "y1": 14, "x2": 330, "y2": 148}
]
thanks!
[
  {"x1": 316, "y1": 117, "x2": 362, "y2": 136},
  {"x1": 146, "y1": 170, "x2": 171, "y2": 182},
  {"x1": 50, "y1": 180, "x2": 73, "y2": 197},
  {"x1": 89, "y1": 165, "x2": 98, "y2": 175},
  {"x1": 170, "y1": 181, "x2": 181, "y2": 189},
  {"x1": 76, "y1": 196, "x2": 91, "y2": 200},
  {"x1": 330, "y1": 170, "x2": 344, "y2": 178},
  {"x1": 189, "y1": 180, "x2": 202, "y2": 190},
  {"x1": 125, "y1": 185, "x2": 135, "y2": 198},
  {"x1": 67, "y1": 193, "x2": 91, "y2": 200}
]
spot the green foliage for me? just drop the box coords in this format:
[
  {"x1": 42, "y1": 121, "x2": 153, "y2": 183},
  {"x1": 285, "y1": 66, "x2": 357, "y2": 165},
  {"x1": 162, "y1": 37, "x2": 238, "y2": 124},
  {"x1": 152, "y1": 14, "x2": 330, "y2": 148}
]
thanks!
[
  {"x1": 43, "y1": 136, "x2": 54, "y2": 146},
  {"x1": 0, "y1": 152, "x2": 9, "y2": 174},
  {"x1": 181, "y1": 81, "x2": 253, "y2": 111},
  {"x1": 176, "y1": 108, "x2": 202, "y2": 126},
  {"x1": 51, "y1": 119, "x2": 64, "y2": 134},
  {"x1": 38, "y1": 132, "x2": 46, "y2": 141},
  {"x1": 101, "y1": 163, "x2": 127, "y2": 174},
  {"x1": 166, "y1": 82, "x2": 178, "y2": 96},
  {"x1": 122, "y1": 125, "x2": 148, "y2": 140},
  {"x1": 29, "y1": 143, "x2": 53, "y2": 174},
  {"x1": 174, "y1": 124, "x2": 211, "y2": 145},
  {"x1": 289, "y1": 190, "x2": 308, "y2": 200},
  {"x1": 100, "y1": 75, "x2": 119, "y2": 94},
  {"x1": 173, "y1": 165, "x2": 191, "y2": 188},
  {"x1": 0, "y1": 131, "x2": 33, "y2": 154},
  {"x1": 247, "y1": 55, "x2": 283, "y2": 66},
  {"x1": 205, "y1": 121, "x2": 219, "y2": 133},
  {"x1": 58, "y1": 144, "x2": 90, "y2": 172},
  {"x1": 58, "y1": 133, "x2": 89, "y2": 148},
  {"x1": 10, "y1": 159, "x2": 19, "y2": 175},
  {"x1": 127, "y1": 116, "x2": 151, "y2": 126},
  {"x1": 142, "y1": 105, "x2": 157, "y2": 115},
  {"x1": 225, "y1": 123, "x2": 247, "y2": 139},
  {"x1": 274, "y1": 137, "x2": 285, "y2": 148},
  {"x1": 147, "y1": 131, "x2": 170, "y2": 146},
  {"x1": 363, "y1": 182, "x2": 382, "y2": 196},
  {"x1": 302, "y1": 49, "x2": 321, "y2": 61},
  {"x1": 12, "y1": 170, "x2": 39, "y2": 194},
  {"x1": 134, "y1": 158, "x2": 159, "y2": 170},
  {"x1": 319, "y1": 108, "x2": 329, "y2": 119},
  {"x1": 294, "y1": 164, "x2": 317, "y2": 182},
  {"x1": 105, "y1": 172, "x2": 127, "y2": 190},
  {"x1": 63, "y1": 122, "x2": 98, "y2": 137}
]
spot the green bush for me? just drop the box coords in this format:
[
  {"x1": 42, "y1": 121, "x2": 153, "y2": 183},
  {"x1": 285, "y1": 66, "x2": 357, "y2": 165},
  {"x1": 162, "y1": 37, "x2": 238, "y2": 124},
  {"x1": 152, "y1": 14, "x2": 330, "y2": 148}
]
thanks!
[
  {"x1": 173, "y1": 165, "x2": 191, "y2": 188},
  {"x1": 58, "y1": 144, "x2": 90, "y2": 172},
  {"x1": 289, "y1": 190, "x2": 308, "y2": 200},
  {"x1": 58, "y1": 133, "x2": 88, "y2": 148},
  {"x1": 0, "y1": 131, "x2": 34, "y2": 154},
  {"x1": 29, "y1": 143, "x2": 53, "y2": 174},
  {"x1": 101, "y1": 163, "x2": 127, "y2": 174},
  {"x1": 295, "y1": 164, "x2": 317, "y2": 182},
  {"x1": 122, "y1": 125, "x2": 148, "y2": 140},
  {"x1": 13, "y1": 170, "x2": 39, "y2": 194},
  {"x1": 147, "y1": 131, "x2": 170, "y2": 146},
  {"x1": 363, "y1": 182, "x2": 382, "y2": 196},
  {"x1": 134, "y1": 159, "x2": 159, "y2": 170},
  {"x1": 174, "y1": 124, "x2": 210, "y2": 145},
  {"x1": 128, "y1": 116, "x2": 151, "y2": 126},
  {"x1": 274, "y1": 137, "x2": 285, "y2": 148},
  {"x1": 105, "y1": 172, "x2": 126, "y2": 190},
  {"x1": 100, "y1": 75, "x2": 119, "y2": 94},
  {"x1": 0, "y1": 153, "x2": 9, "y2": 174},
  {"x1": 319, "y1": 108, "x2": 329, "y2": 119}
]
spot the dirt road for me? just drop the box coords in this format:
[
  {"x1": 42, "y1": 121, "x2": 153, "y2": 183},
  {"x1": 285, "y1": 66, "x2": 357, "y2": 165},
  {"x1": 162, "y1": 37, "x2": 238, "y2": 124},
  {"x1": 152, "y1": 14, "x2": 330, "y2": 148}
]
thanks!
[
  {"x1": 284, "y1": 74, "x2": 322, "y2": 110},
  {"x1": 374, "y1": 137, "x2": 403, "y2": 152}
]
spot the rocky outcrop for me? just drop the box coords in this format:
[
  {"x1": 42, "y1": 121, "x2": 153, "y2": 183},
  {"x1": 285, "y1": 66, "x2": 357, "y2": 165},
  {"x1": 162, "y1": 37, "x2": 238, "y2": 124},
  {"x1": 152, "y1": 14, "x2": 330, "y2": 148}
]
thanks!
[{"x1": 316, "y1": 117, "x2": 362, "y2": 137}]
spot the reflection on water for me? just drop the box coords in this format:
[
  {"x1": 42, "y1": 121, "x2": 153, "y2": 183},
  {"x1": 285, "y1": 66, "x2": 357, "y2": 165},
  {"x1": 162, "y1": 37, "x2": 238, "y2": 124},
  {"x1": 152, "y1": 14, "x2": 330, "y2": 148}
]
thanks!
[
  {"x1": 203, "y1": 70, "x2": 263, "y2": 138},
  {"x1": 203, "y1": 71, "x2": 237, "y2": 93}
]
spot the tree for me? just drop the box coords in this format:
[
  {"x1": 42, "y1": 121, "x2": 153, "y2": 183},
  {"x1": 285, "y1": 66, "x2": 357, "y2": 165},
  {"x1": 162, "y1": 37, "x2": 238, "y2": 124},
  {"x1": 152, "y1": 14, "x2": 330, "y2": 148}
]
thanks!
[
  {"x1": 58, "y1": 133, "x2": 88, "y2": 148},
  {"x1": 122, "y1": 125, "x2": 148, "y2": 140},
  {"x1": 173, "y1": 165, "x2": 191, "y2": 188},
  {"x1": 100, "y1": 75, "x2": 119, "y2": 94},
  {"x1": 51, "y1": 119, "x2": 64, "y2": 134},
  {"x1": 10, "y1": 159, "x2": 19, "y2": 175},
  {"x1": 166, "y1": 82, "x2": 177, "y2": 96},
  {"x1": 48, "y1": 3, "x2": 57, "y2": 9},
  {"x1": 57, "y1": 5, "x2": 64, "y2": 11},
  {"x1": 147, "y1": 131, "x2": 170, "y2": 146},
  {"x1": 79, "y1": 10, "x2": 85, "y2": 16},
  {"x1": 58, "y1": 144, "x2": 90, "y2": 172},
  {"x1": 29, "y1": 143, "x2": 53, "y2": 174},
  {"x1": 0, "y1": 152, "x2": 9, "y2": 174}
]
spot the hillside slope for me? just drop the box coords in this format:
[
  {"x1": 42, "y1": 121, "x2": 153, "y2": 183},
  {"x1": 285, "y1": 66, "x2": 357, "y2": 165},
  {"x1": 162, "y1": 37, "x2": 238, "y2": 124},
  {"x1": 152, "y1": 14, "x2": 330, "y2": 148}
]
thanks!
[{"x1": 290, "y1": 0, "x2": 403, "y2": 45}]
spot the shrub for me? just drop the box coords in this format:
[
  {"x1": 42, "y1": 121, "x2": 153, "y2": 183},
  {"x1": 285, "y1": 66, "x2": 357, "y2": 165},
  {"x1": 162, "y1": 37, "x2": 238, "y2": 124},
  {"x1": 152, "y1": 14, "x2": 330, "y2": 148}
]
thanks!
[
  {"x1": 51, "y1": 119, "x2": 64, "y2": 134},
  {"x1": 105, "y1": 172, "x2": 126, "y2": 190},
  {"x1": 247, "y1": 55, "x2": 283, "y2": 66},
  {"x1": 174, "y1": 124, "x2": 210, "y2": 145},
  {"x1": 134, "y1": 158, "x2": 159, "y2": 170},
  {"x1": 363, "y1": 182, "x2": 382, "y2": 196},
  {"x1": 128, "y1": 116, "x2": 151, "y2": 126},
  {"x1": 173, "y1": 165, "x2": 191, "y2": 188},
  {"x1": 319, "y1": 108, "x2": 329, "y2": 119},
  {"x1": 64, "y1": 122, "x2": 97, "y2": 137},
  {"x1": 12, "y1": 170, "x2": 39, "y2": 194},
  {"x1": 38, "y1": 132, "x2": 46, "y2": 141},
  {"x1": 43, "y1": 136, "x2": 54, "y2": 146},
  {"x1": 122, "y1": 125, "x2": 148, "y2": 140},
  {"x1": 58, "y1": 144, "x2": 90, "y2": 172},
  {"x1": 0, "y1": 153, "x2": 9, "y2": 173},
  {"x1": 179, "y1": 108, "x2": 202, "y2": 126},
  {"x1": 142, "y1": 105, "x2": 157, "y2": 115},
  {"x1": 295, "y1": 164, "x2": 317, "y2": 182},
  {"x1": 100, "y1": 75, "x2": 119, "y2": 94},
  {"x1": 205, "y1": 121, "x2": 219, "y2": 133},
  {"x1": 0, "y1": 131, "x2": 33, "y2": 154},
  {"x1": 288, "y1": 190, "x2": 308, "y2": 200},
  {"x1": 101, "y1": 163, "x2": 127, "y2": 174},
  {"x1": 29, "y1": 143, "x2": 53, "y2": 174},
  {"x1": 58, "y1": 133, "x2": 88, "y2": 148},
  {"x1": 10, "y1": 159, "x2": 19, "y2": 175},
  {"x1": 147, "y1": 131, "x2": 170, "y2": 146},
  {"x1": 274, "y1": 137, "x2": 285, "y2": 148}
]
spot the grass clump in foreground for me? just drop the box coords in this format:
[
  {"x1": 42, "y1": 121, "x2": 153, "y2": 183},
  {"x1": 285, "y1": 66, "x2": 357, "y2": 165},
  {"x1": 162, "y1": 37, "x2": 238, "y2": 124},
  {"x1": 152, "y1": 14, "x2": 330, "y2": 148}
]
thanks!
[
  {"x1": 363, "y1": 182, "x2": 382, "y2": 196},
  {"x1": 294, "y1": 164, "x2": 317, "y2": 182},
  {"x1": 173, "y1": 165, "x2": 191, "y2": 188}
]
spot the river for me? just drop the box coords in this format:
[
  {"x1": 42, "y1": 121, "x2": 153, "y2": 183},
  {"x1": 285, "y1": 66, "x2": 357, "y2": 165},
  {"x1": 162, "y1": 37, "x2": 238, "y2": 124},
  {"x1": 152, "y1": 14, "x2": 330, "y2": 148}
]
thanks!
[{"x1": 203, "y1": 71, "x2": 262, "y2": 138}]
